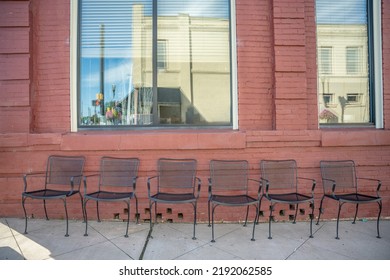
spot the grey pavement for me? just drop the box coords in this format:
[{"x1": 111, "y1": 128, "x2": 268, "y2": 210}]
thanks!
[{"x1": 1, "y1": 217, "x2": 390, "y2": 260}]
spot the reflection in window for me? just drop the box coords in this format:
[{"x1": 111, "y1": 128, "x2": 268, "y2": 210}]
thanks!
[
  {"x1": 316, "y1": 0, "x2": 371, "y2": 124},
  {"x1": 78, "y1": 0, "x2": 232, "y2": 128}
]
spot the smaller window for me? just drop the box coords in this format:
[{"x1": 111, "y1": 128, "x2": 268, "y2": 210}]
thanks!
[
  {"x1": 157, "y1": 40, "x2": 167, "y2": 70},
  {"x1": 346, "y1": 47, "x2": 361, "y2": 75},
  {"x1": 323, "y1": 93, "x2": 334, "y2": 106},
  {"x1": 346, "y1": 93, "x2": 361, "y2": 103},
  {"x1": 319, "y1": 47, "x2": 332, "y2": 74}
]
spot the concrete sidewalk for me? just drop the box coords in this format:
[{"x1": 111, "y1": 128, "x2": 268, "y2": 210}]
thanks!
[{"x1": 1, "y1": 217, "x2": 389, "y2": 260}]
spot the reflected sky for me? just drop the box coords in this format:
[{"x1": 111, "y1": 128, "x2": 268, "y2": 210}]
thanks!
[{"x1": 316, "y1": 0, "x2": 367, "y2": 24}]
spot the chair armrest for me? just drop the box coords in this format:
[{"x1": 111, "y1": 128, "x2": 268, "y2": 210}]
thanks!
[
  {"x1": 147, "y1": 176, "x2": 158, "y2": 198},
  {"x1": 194, "y1": 177, "x2": 201, "y2": 199},
  {"x1": 69, "y1": 174, "x2": 84, "y2": 195},
  {"x1": 321, "y1": 177, "x2": 337, "y2": 198},
  {"x1": 357, "y1": 177, "x2": 381, "y2": 196},
  {"x1": 260, "y1": 177, "x2": 270, "y2": 198},
  {"x1": 208, "y1": 178, "x2": 212, "y2": 199},
  {"x1": 248, "y1": 178, "x2": 262, "y2": 200},
  {"x1": 297, "y1": 176, "x2": 316, "y2": 195},
  {"x1": 83, "y1": 173, "x2": 100, "y2": 194},
  {"x1": 23, "y1": 172, "x2": 46, "y2": 192}
]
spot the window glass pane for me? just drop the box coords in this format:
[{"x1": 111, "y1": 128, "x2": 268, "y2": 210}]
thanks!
[
  {"x1": 78, "y1": 0, "x2": 232, "y2": 128},
  {"x1": 316, "y1": 0, "x2": 370, "y2": 124},
  {"x1": 157, "y1": 0, "x2": 231, "y2": 125}
]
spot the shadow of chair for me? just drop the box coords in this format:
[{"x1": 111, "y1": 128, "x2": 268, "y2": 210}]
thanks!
[
  {"x1": 22, "y1": 155, "x2": 86, "y2": 237},
  {"x1": 83, "y1": 157, "x2": 140, "y2": 237},
  {"x1": 260, "y1": 159, "x2": 316, "y2": 239},
  {"x1": 208, "y1": 160, "x2": 262, "y2": 242},
  {"x1": 147, "y1": 158, "x2": 201, "y2": 240},
  {"x1": 317, "y1": 160, "x2": 382, "y2": 239}
]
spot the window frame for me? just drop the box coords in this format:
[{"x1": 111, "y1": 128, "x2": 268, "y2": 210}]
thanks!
[
  {"x1": 70, "y1": 0, "x2": 238, "y2": 132},
  {"x1": 316, "y1": 0, "x2": 383, "y2": 128}
]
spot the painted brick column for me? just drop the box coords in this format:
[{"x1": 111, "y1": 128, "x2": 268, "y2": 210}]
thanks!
[
  {"x1": 0, "y1": 1, "x2": 31, "y2": 133},
  {"x1": 272, "y1": 0, "x2": 308, "y2": 130}
]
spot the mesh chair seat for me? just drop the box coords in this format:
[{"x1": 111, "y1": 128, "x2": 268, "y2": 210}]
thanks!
[
  {"x1": 318, "y1": 160, "x2": 382, "y2": 239},
  {"x1": 23, "y1": 189, "x2": 78, "y2": 199},
  {"x1": 83, "y1": 157, "x2": 140, "y2": 238},
  {"x1": 85, "y1": 190, "x2": 135, "y2": 201},
  {"x1": 210, "y1": 194, "x2": 258, "y2": 206},
  {"x1": 267, "y1": 192, "x2": 312, "y2": 204},
  {"x1": 147, "y1": 158, "x2": 201, "y2": 240},
  {"x1": 151, "y1": 192, "x2": 196, "y2": 203},
  {"x1": 21, "y1": 155, "x2": 85, "y2": 237},
  {"x1": 208, "y1": 160, "x2": 261, "y2": 242},
  {"x1": 260, "y1": 159, "x2": 316, "y2": 239},
  {"x1": 327, "y1": 193, "x2": 382, "y2": 203}
]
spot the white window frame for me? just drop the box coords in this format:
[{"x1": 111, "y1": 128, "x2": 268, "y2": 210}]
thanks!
[{"x1": 70, "y1": 0, "x2": 238, "y2": 132}]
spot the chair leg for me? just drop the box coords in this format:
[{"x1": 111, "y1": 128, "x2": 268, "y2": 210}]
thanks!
[
  {"x1": 125, "y1": 200, "x2": 130, "y2": 238},
  {"x1": 208, "y1": 199, "x2": 211, "y2": 227},
  {"x1": 316, "y1": 196, "x2": 325, "y2": 225},
  {"x1": 377, "y1": 201, "x2": 382, "y2": 239},
  {"x1": 352, "y1": 204, "x2": 359, "y2": 224},
  {"x1": 309, "y1": 201, "x2": 314, "y2": 238},
  {"x1": 251, "y1": 205, "x2": 259, "y2": 241},
  {"x1": 192, "y1": 202, "x2": 197, "y2": 240},
  {"x1": 268, "y1": 203, "x2": 273, "y2": 239},
  {"x1": 96, "y1": 201, "x2": 101, "y2": 222},
  {"x1": 63, "y1": 198, "x2": 69, "y2": 237},
  {"x1": 243, "y1": 205, "x2": 250, "y2": 227},
  {"x1": 43, "y1": 199, "x2": 49, "y2": 220},
  {"x1": 149, "y1": 200, "x2": 153, "y2": 229},
  {"x1": 22, "y1": 196, "x2": 28, "y2": 234},
  {"x1": 83, "y1": 199, "x2": 89, "y2": 236},
  {"x1": 135, "y1": 195, "x2": 139, "y2": 224},
  {"x1": 293, "y1": 204, "x2": 298, "y2": 224},
  {"x1": 256, "y1": 198, "x2": 262, "y2": 225},
  {"x1": 211, "y1": 204, "x2": 216, "y2": 242},
  {"x1": 78, "y1": 192, "x2": 85, "y2": 222},
  {"x1": 336, "y1": 202, "x2": 343, "y2": 240}
]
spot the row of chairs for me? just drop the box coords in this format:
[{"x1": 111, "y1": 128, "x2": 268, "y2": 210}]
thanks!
[{"x1": 22, "y1": 156, "x2": 383, "y2": 241}]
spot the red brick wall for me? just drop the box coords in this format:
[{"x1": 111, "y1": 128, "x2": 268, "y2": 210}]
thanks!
[{"x1": 0, "y1": 0, "x2": 389, "y2": 225}]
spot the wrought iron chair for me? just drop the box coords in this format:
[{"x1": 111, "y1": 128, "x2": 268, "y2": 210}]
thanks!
[
  {"x1": 83, "y1": 157, "x2": 140, "y2": 237},
  {"x1": 260, "y1": 159, "x2": 316, "y2": 239},
  {"x1": 317, "y1": 160, "x2": 382, "y2": 239},
  {"x1": 147, "y1": 158, "x2": 201, "y2": 240},
  {"x1": 208, "y1": 160, "x2": 262, "y2": 242},
  {"x1": 22, "y1": 155, "x2": 86, "y2": 237}
]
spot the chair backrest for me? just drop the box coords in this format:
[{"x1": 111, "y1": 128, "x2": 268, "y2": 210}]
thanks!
[
  {"x1": 320, "y1": 160, "x2": 357, "y2": 192},
  {"x1": 260, "y1": 160, "x2": 297, "y2": 191},
  {"x1": 209, "y1": 160, "x2": 249, "y2": 192},
  {"x1": 46, "y1": 155, "x2": 85, "y2": 187},
  {"x1": 99, "y1": 157, "x2": 140, "y2": 188},
  {"x1": 157, "y1": 158, "x2": 197, "y2": 191}
]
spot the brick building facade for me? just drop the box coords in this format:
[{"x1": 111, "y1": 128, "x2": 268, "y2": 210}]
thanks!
[{"x1": 0, "y1": 0, "x2": 389, "y2": 224}]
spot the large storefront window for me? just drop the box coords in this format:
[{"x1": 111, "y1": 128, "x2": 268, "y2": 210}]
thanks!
[
  {"x1": 78, "y1": 0, "x2": 232, "y2": 128},
  {"x1": 316, "y1": 0, "x2": 373, "y2": 124}
]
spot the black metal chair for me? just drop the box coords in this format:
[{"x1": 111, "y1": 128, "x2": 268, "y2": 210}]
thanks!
[
  {"x1": 83, "y1": 157, "x2": 140, "y2": 237},
  {"x1": 260, "y1": 159, "x2": 316, "y2": 239},
  {"x1": 317, "y1": 160, "x2": 382, "y2": 239},
  {"x1": 147, "y1": 158, "x2": 201, "y2": 240},
  {"x1": 208, "y1": 160, "x2": 262, "y2": 242},
  {"x1": 22, "y1": 155, "x2": 86, "y2": 237}
]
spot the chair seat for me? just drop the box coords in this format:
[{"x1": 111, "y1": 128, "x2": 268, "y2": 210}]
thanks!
[
  {"x1": 326, "y1": 193, "x2": 381, "y2": 203},
  {"x1": 266, "y1": 192, "x2": 313, "y2": 203},
  {"x1": 210, "y1": 194, "x2": 257, "y2": 206},
  {"x1": 151, "y1": 192, "x2": 196, "y2": 203},
  {"x1": 85, "y1": 191, "x2": 135, "y2": 201},
  {"x1": 22, "y1": 189, "x2": 78, "y2": 199}
]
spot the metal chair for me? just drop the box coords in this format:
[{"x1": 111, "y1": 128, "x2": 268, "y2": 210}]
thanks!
[
  {"x1": 208, "y1": 160, "x2": 262, "y2": 242},
  {"x1": 260, "y1": 159, "x2": 316, "y2": 239},
  {"x1": 147, "y1": 158, "x2": 201, "y2": 240},
  {"x1": 83, "y1": 157, "x2": 140, "y2": 237},
  {"x1": 317, "y1": 160, "x2": 382, "y2": 239},
  {"x1": 22, "y1": 155, "x2": 86, "y2": 237}
]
